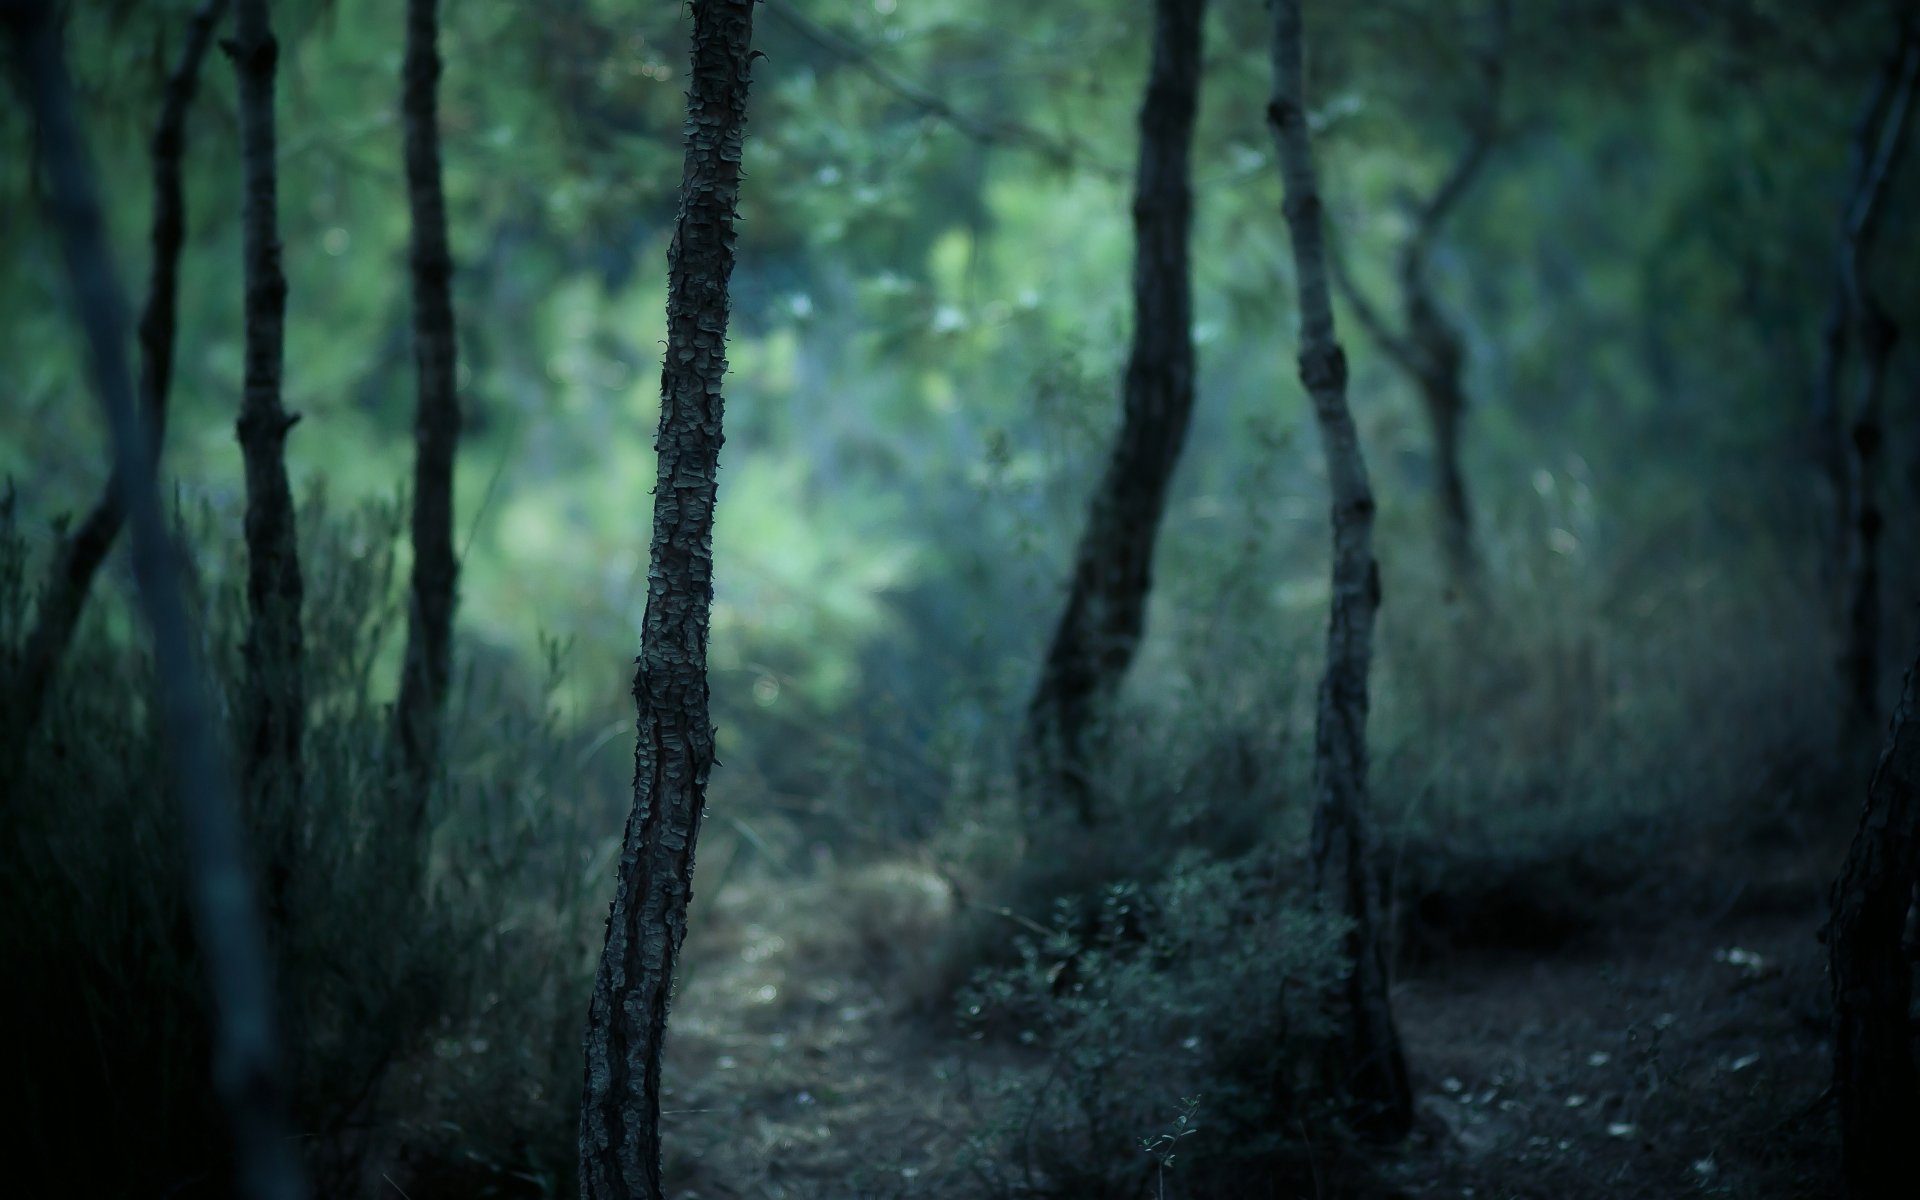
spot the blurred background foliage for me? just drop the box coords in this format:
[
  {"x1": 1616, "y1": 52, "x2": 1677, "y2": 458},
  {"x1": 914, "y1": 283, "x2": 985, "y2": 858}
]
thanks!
[
  {"x1": 5, "y1": 0, "x2": 1920, "y2": 1194},
  {"x1": 10, "y1": 0, "x2": 1911, "y2": 823}
]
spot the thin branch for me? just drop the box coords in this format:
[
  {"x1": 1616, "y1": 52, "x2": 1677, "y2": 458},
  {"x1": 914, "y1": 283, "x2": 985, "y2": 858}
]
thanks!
[
  {"x1": 762, "y1": 0, "x2": 1124, "y2": 178},
  {"x1": 1843, "y1": 23, "x2": 1920, "y2": 306},
  {"x1": 1409, "y1": 0, "x2": 1510, "y2": 254},
  {"x1": 1814, "y1": 14, "x2": 1917, "y2": 548},
  {"x1": 1324, "y1": 226, "x2": 1421, "y2": 375}
]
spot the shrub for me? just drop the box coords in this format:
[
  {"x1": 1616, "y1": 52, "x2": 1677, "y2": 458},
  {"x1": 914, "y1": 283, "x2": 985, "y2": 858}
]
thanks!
[
  {"x1": 953, "y1": 855, "x2": 1351, "y2": 1199},
  {"x1": 1, "y1": 493, "x2": 600, "y2": 1197}
]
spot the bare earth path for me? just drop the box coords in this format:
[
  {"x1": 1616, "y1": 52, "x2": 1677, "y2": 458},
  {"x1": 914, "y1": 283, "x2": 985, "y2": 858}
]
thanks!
[{"x1": 648, "y1": 825, "x2": 1846, "y2": 1199}]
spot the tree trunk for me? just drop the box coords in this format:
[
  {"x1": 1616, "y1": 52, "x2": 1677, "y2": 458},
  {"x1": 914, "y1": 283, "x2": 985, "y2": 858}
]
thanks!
[
  {"x1": 0, "y1": 0, "x2": 226, "y2": 793},
  {"x1": 1827, "y1": 642, "x2": 1920, "y2": 1197},
  {"x1": 1816, "y1": 28, "x2": 1913, "y2": 591},
  {"x1": 1267, "y1": 0, "x2": 1414, "y2": 1140},
  {"x1": 229, "y1": 0, "x2": 305, "y2": 892},
  {"x1": 1401, "y1": 260, "x2": 1477, "y2": 579},
  {"x1": 1326, "y1": 0, "x2": 1504, "y2": 585},
  {"x1": 576, "y1": 3, "x2": 756, "y2": 1197},
  {"x1": 1845, "y1": 298, "x2": 1899, "y2": 730},
  {"x1": 393, "y1": 0, "x2": 461, "y2": 864},
  {"x1": 4, "y1": 6, "x2": 306, "y2": 1198},
  {"x1": 1020, "y1": 0, "x2": 1205, "y2": 823},
  {"x1": 1840, "y1": 19, "x2": 1918, "y2": 730}
]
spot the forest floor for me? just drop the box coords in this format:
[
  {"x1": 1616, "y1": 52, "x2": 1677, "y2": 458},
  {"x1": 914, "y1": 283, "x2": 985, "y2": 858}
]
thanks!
[{"x1": 621, "y1": 793, "x2": 1852, "y2": 1200}]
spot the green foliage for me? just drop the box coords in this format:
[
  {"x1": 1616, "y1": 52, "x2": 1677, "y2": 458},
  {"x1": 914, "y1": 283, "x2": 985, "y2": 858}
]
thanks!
[
  {"x1": 9, "y1": 0, "x2": 1920, "y2": 1192},
  {"x1": 0, "y1": 496, "x2": 600, "y2": 1196},
  {"x1": 954, "y1": 859, "x2": 1350, "y2": 1199}
]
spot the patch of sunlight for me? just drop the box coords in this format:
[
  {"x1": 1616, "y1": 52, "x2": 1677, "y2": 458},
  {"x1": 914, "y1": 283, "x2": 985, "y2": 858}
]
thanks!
[{"x1": 927, "y1": 227, "x2": 974, "y2": 295}]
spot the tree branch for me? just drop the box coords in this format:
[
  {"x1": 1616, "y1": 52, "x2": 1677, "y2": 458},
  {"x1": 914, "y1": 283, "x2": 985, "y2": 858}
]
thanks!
[
  {"x1": 1324, "y1": 225, "x2": 1422, "y2": 376},
  {"x1": 762, "y1": 0, "x2": 1123, "y2": 178}
]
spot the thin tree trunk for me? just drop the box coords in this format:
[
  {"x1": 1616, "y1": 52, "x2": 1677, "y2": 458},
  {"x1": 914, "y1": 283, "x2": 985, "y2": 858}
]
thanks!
[
  {"x1": 3, "y1": 6, "x2": 305, "y2": 1198},
  {"x1": 0, "y1": 0, "x2": 226, "y2": 790},
  {"x1": 1846, "y1": 296, "x2": 1900, "y2": 729},
  {"x1": 229, "y1": 0, "x2": 305, "y2": 888},
  {"x1": 1816, "y1": 34, "x2": 1910, "y2": 586},
  {"x1": 393, "y1": 0, "x2": 461, "y2": 862},
  {"x1": 1020, "y1": 0, "x2": 1205, "y2": 824},
  {"x1": 1841, "y1": 19, "x2": 1919, "y2": 730},
  {"x1": 577, "y1": 3, "x2": 756, "y2": 1196},
  {"x1": 1827, "y1": 641, "x2": 1920, "y2": 1197},
  {"x1": 1267, "y1": 0, "x2": 1414, "y2": 1140},
  {"x1": 1327, "y1": 0, "x2": 1505, "y2": 584}
]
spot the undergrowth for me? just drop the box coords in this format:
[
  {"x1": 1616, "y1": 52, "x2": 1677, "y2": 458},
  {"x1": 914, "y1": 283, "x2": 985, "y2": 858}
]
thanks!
[{"x1": 0, "y1": 492, "x2": 604, "y2": 1197}]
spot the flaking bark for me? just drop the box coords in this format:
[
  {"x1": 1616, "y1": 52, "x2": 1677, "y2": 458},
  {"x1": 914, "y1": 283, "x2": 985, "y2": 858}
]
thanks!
[
  {"x1": 1826, "y1": 641, "x2": 1920, "y2": 1197},
  {"x1": 3, "y1": 5, "x2": 305, "y2": 1197},
  {"x1": 1268, "y1": 0, "x2": 1414, "y2": 1139},
  {"x1": 1020, "y1": 0, "x2": 1205, "y2": 823},
  {"x1": 577, "y1": 3, "x2": 756, "y2": 1197},
  {"x1": 229, "y1": 0, "x2": 305, "y2": 889},
  {"x1": 393, "y1": 0, "x2": 462, "y2": 862},
  {"x1": 1, "y1": 0, "x2": 226, "y2": 792}
]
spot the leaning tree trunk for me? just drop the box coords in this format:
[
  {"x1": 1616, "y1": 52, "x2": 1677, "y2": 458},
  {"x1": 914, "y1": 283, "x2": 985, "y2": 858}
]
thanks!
[
  {"x1": 392, "y1": 0, "x2": 461, "y2": 866},
  {"x1": 1839, "y1": 20, "x2": 1918, "y2": 731},
  {"x1": 1267, "y1": 0, "x2": 1414, "y2": 1140},
  {"x1": 1326, "y1": 0, "x2": 1505, "y2": 585},
  {"x1": 577, "y1": 3, "x2": 756, "y2": 1197},
  {"x1": 230, "y1": 0, "x2": 305, "y2": 895},
  {"x1": 0, "y1": 0, "x2": 226, "y2": 794},
  {"x1": 1020, "y1": 0, "x2": 1205, "y2": 824},
  {"x1": 4, "y1": 5, "x2": 305, "y2": 1198},
  {"x1": 1816, "y1": 22, "x2": 1916, "y2": 595},
  {"x1": 1827, "y1": 642, "x2": 1920, "y2": 1197}
]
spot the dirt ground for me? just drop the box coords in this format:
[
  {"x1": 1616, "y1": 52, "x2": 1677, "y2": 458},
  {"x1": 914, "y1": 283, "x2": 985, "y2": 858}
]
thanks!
[{"x1": 633, "y1": 807, "x2": 1850, "y2": 1200}]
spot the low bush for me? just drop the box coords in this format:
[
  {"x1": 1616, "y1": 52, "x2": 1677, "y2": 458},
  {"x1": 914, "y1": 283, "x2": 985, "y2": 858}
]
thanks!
[
  {"x1": 952, "y1": 855, "x2": 1353, "y2": 1199},
  {"x1": 1, "y1": 494, "x2": 602, "y2": 1197}
]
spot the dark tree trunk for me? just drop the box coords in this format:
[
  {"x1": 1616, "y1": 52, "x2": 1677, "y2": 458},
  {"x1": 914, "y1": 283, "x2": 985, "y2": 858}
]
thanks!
[
  {"x1": 576, "y1": 3, "x2": 756, "y2": 1197},
  {"x1": 1400, "y1": 256, "x2": 1477, "y2": 578},
  {"x1": 4, "y1": 5, "x2": 305, "y2": 1198},
  {"x1": 1327, "y1": 0, "x2": 1505, "y2": 584},
  {"x1": 1827, "y1": 643, "x2": 1920, "y2": 1197},
  {"x1": 393, "y1": 0, "x2": 461, "y2": 860},
  {"x1": 1020, "y1": 0, "x2": 1205, "y2": 823},
  {"x1": 1846, "y1": 297, "x2": 1899, "y2": 729},
  {"x1": 1839, "y1": 19, "x2": 1918, "y2": 730},
  {"x1": 229, "y1": 0, "x2": 305, "y2": 888},
  {"x1": 1816, "y1": 26, "x2": 1914, "y2": 591},
  {"x1": 1267, "y1": 0, "x2": 1414, "y2": 1141},
  {"x1": 0, "y1": 0, "x2": 226, "y2": 792}
]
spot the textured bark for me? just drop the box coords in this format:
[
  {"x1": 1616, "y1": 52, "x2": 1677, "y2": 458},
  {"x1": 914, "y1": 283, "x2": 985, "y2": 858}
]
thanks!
[
  {"x1": 1, "y1": 0, "x2": 226, "y2": 788},
  {"x1": 1268, "y1": 0, "x2": 1414, "y2": 1140},
  {"x1": 1020, "y1": 0, "x2": 1205, "y2": 824},
  {"x1": 3, "y1": 6, "x2": 306, "y2": 1198},
  {"x1": 229, "y1": 0, "x2": 305, "y2": 874},
  {"x1": 393, "y1": 0, "x2": 461, "y2": 857},
  {"x1": 1826, "y1": 644, "x2": 1920, "y2": 1197},
  {"x1": 576, "y1": 3, "x2": 755, "y2": 1197},
  {"x1": 1838, "y1": 19, "x2": 1918, "y2": 730},
  {"x1": 1327, "y1": 0, "x2": 1506, "y2": 583}
]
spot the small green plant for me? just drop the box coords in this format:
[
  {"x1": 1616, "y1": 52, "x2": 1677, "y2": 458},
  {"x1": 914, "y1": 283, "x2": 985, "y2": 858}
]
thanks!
[
  {"x1": 956, "y1": 855, "x2": 1349, "y2": 1198},
  {"x1": 1138, "y1": 1095, "x2": 1201, "y2": 1200}
]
